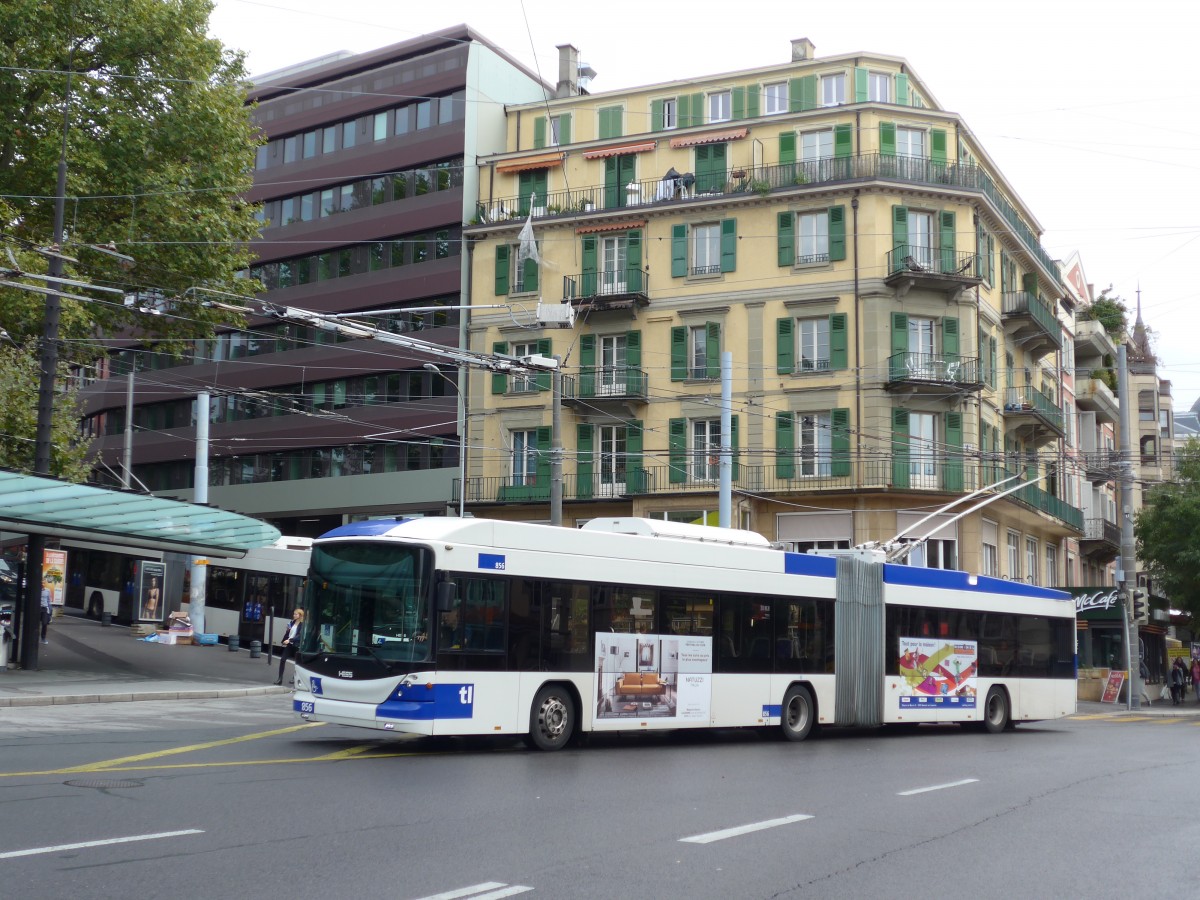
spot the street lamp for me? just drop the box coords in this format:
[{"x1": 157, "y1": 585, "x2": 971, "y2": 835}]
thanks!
[{"x1": 424, "y1": 363, "x2": 466, "y2": 518}]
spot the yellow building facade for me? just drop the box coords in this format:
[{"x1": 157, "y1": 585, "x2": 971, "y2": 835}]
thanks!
[{"x1": 461, "y1": 40, "x2": 1082, "y2": 583}]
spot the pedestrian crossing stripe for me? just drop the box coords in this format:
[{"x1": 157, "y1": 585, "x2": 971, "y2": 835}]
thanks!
[{"x1": 412, "y1": 882, "x2": 533, "y2": 900}]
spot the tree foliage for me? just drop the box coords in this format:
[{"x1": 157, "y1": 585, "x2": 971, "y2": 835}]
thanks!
[
  {"x1": 1136, "y1": 440, "x2": 1200, "y2": 616},
  {"x1": 0, "y1": 341, "x2": 91, "y2": 479},
  {"x1": 1087, "y1": 287, "x2": 1130, "y2": 341}
]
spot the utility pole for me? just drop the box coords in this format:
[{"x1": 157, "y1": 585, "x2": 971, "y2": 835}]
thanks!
[
  {"x1": 550, "y1": 361, "x2": 563, "y2": 527},
  {"x1": 189, "y1": 391, "x2": 211, "y2": 636},
  {"x1": 1117, "y1": 343, "x2": 1140, "y2": 709},
  {"x1": 719, "y1": 352, "x2": 732, "y2": 528}
]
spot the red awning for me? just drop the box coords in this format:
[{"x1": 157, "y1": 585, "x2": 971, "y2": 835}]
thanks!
[
  {"x1": 495, "y1": 152, "x2": 565, "y2": 174},
  {"x1": 669, "y1": 128, "x2": 748, "y2": 149},
  {"x1": 582, "y1": 140, "x2": 658, "y2": 160},
  {"x1": 575, "y1": 219, "x2": 648, "y2": 235}
]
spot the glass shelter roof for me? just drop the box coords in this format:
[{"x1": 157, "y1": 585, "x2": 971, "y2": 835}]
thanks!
[{"x1": 0, "y1": 470, "x2": 280, "y2": 557}]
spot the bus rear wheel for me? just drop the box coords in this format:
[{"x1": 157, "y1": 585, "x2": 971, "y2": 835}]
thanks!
[
  {"x1": 983, "y1": 687, "x2": 1010, "y2": 734},
  {"x1": 529, "y1": 685, "x2": 574, "y2": 751},
  {"x1": 87, "y1": 591, "x2": 103, "y2": 619},
  {"x1": 781, "y1": 685, "x2": 815, "y2": 742}
]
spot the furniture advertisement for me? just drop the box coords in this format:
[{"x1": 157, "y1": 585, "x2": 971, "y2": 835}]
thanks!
[{"x1": 593, "y1": 633, "x2": 712, "y2": 726}]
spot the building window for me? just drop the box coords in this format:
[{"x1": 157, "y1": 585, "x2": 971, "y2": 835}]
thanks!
[
  {"x1": 510, "y1": 342, "x2": 538, "y2": 393},
  {"x1": 801, "y1": 129, "x2": 832, "y2": 161},
  {"x1": 691, "y1": 418, "x2": 721, "y2": 481},
  {"x1": 798, "y1": 412, "x2": 831, "y2": 476},
  {"x1": 764, "y1": 82, "x2": 787, "y2": 115},
  {"x1": 797, "y1": 211, "x2": 830, "y2": 264},
  {"x1": 896, "y1": 127, "x2": 925, "y2": 158},
  {"x1": 900, "y1": 538, "x2": 957, "y2": 569},
  {"x1": 341, "y1": 121, "x2": 356, "y2": 149},
  {"x1": 660, "y1": 98, "x2": 677, "y2": 130},
  {"x1": 691, "y1": 223, "x2": 721, "y2": 275},
  {"x1": 787, "y1": 539, "x2": 850, "y2": 554},
  {"x1": 708, "y1": 90, "x2": 731, "y2": 123},
  {"x1": 907, "y1": 210, "x2": 934, "y2": 268},
  {"x1": 688, "y1": 324, "x2": 717, "y2": 379},
  {"x1": 1007, "y1": 531, "x2": 1021, "y2": 581},
  {"x1": 795, "y1": 318, "x2": 830, "y2": 372},
  {"x1": 599, "y1": 234, "x2": 628, "y2": 295},
  {"x1": 821, "y1": 73, "x2": 845, "y2": 106},
  {"x1": 1046, "y1": 544, "x2": 1058, "y2": 586},
  {"x1": 511, "y1": 430, "x2": 538, "y2": 485},
  {"x1": 1026, "y1": 537, "x2": 1039, "y2": 585},
  {"x1": 982, "y1": 533, "x2": 999, "y2": 578},
  {"x1": 868, "y1": 72, "x2": 890, "y2": 102},
  {"x1": 415, "y1": 100, "x2": 433, "y2": 129},
  {"x1": 302, "y1": 130, "x2": 317, "y2": 158},
  {"x1": 373, "y1": 112, "x2": 388, "y2": 142}
]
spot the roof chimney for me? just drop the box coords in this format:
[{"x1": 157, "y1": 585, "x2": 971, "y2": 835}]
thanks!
[
  {"x1": 791, "y1": 38, "x2": 816, "y2": 61},
  {"x1": 556, "y1": 44, "x2": 580, "y2": 98}
]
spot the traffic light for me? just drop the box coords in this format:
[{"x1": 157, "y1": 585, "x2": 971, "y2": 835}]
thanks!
[{"x1": 1132, "y1": 589, "x2": 1149, "y2": 624}]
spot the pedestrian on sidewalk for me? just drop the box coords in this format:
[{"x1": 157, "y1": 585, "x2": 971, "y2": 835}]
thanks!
[
  {"x1": 39, "y1": 585, "x2": 52, "y2": 644},
  {"x1": 275, "y1": 608, "x2": 305, "y2": 685},
  {"x1": 1170, "y1": 658, "x2": 1187, "y2": 705},
  {"x1": 1191, "y1": 657, "x2": 1200, "y2": 704}
]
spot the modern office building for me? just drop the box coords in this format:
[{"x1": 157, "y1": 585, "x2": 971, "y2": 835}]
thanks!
[
  {"x1": 462, "y1": 38, "x2": 1086, "y2": 580},
  {"x1": 78, "y1": 26, "x2": 547, "y2": 535}
]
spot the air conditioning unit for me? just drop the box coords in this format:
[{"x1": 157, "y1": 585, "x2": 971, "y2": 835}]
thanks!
[{"x1": 536, "y1": 302, "x2": 575, "y2": 328}]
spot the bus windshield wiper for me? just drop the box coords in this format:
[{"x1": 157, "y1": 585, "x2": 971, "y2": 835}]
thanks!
[{"x1": 352, "y1": 641, "x2": 394, "y2": 672}]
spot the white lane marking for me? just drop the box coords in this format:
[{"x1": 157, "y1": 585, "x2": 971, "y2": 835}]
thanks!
[
  {"x1": 472, "y1": 888, "x2": 533, "y2": 899},
  {"x1": 897, "y1": 778, "x2": 980, "y2": 796},
  {"x1": 413, "y1": 885, "x2": 533, "y2": 900},
  {"x1": 0, "y1": 829, "x2": 204, "y2": 860},
  {"x1": 680, "y1": 813, "x2": 813, "y2": 844}
]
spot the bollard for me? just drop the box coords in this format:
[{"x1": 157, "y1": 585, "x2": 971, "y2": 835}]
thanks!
[
  {"x1": 227, "y1": 634, "x2": 240, "y2": 651},
  {"x1": 100, "y1": 612, "x2": 112, "y2": 627},
  {"x1": 249, "y1": 640, "x2": 261, "y2": 659}
]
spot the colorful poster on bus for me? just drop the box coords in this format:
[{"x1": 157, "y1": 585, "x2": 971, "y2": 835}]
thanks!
[
  {"x1": 898, "y1": 636, "x2": 977, "y2": 709},
  {"x1": 593, "y1": 633, "x2": 712, "y2": 726}
]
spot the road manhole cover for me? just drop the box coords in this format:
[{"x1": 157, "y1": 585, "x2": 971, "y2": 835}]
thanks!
[{"x1": 64, "y1": 778, "x2": 144, "y2": 789}]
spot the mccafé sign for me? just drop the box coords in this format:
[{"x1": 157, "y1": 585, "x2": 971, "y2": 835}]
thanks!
[{"x1": 1074, "y1": 589, "x2": 1120, "y2": 614}]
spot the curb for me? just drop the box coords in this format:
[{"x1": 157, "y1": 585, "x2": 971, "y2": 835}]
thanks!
[{"x1": 0, "y1": 685, "x2": 289, "y2": 709}]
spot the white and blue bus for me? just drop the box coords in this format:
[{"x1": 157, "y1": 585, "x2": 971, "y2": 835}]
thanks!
[{"x1": 292, "y1": 517, "x2": 1075, "y2": 749}]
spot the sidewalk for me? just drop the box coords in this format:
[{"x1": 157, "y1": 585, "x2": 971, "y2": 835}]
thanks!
[
  {"x1": 1075, "y1": 696, "x2": 1200, "y2": 718},
  {"x1": 0, "y1": 611, "x2": 289, "y2": 708}
]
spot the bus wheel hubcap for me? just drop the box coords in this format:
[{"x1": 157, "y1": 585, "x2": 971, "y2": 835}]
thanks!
[{"x1": 540, "y1": 698, "x2": 566, "y2": 736}]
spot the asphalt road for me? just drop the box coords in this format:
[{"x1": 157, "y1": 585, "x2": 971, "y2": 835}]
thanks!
[{"x1": 1, "y1": 700, "x2": 1196, "y2": 900}]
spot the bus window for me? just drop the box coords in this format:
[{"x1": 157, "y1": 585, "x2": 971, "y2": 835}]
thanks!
[
  {"x1": 717, "y1": 595, "x2": 773, "y2": 673},
  {"x1": 605, "y1": 586, "x2": 657, "y2": 634},
  {"x1": 777, "y1": 597, "x2": 833, "y2": 674},
  {"x1": 446, "y1": 576, "x2": 505, "y2": 652},
  {"x1": 661, "y1": 591, "x2": 714, "y2": 636},
  {"x1": 544, "y1": 581, "x2": 589, "y2": 671}
]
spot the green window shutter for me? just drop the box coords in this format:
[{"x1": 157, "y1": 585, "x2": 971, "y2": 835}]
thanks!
[
  {"x1": 891, "y1": 205, "x2": 908, "y2": 260},
  {"x1": 829, "y1": 313, "x2": 848, "y2": 370},
  {"x1": 746, "y1": 84, "x2": 760, "y2": 118},
  {"x1": 627, "y1": 228, "x2": 642, "y2": 292},
  {"x1": 895, "y1": 73, "x2": 909, "y2": 106},
  {"x1": 828, "y1": 205, "x2": 846, "y2": 261},
  {"x1": 854, "y1": 67, "x2": 869, "y2": 103},
  {"x1": 931, "y1": 129, "x2": 947, "y2": 165},
  {"x1": 579, "y1": 333, "x2": 596, "y2": 396},
  {"x1": 830, "y1": 407, "x2": 851, "y2": 477},
  {"x1": 625, "y1": 330, "x2": 642, "y2": 369},
  {"x1": 671, "y1": 224, "x2": 688, "y2": 277},
  {"x1": 892, "y1": 407, "x2": 910, "y2": 488},
  {"x1": 978, "y1": 326, "x2": 988, "y2": 383},
  {"x1": 576, "y1": 423, "x2": 594, "y2": 499},
  {"x1": 834, "y1": 123, "x2": 852, "y2": 159},
  {"x1": 777, "y1": 211, "x2": 794, "y2": 267},
  {"x1": 582, "y1": 235, "x2": 597, "y2": 296},
  {"x1": 987, "y1": 234, "x2": 995, "y2": 285},
  {"x1": 705, "y1": 321, "x2": 720, "y2": 379},
  {"x1": 518, "y1": 169, "x2": 547, "y2": 214},
  {"x1": 880, "y1": 121, "x2": 896, "y2": 156},
  {"x1": 494, "y1": 245, "x2": 510, "y2": 295},
  {"x1": 670, "y1": 325, "x2": 687, "y2": 381},
  {"x1": 535, "y1": 426, "x2": 551, "y2": 485},
  {"x1": 942, "y1": 317, "x2": 960, "y2": 358},
  {"x1": 689, "y1": 92, "x2": 703, "y2": 127},
  {"x1": 776, "y1": 317, "x2": 795, "y2": 375},
  {"x1": 790, "y1": 75, "x2": 816, "y2": 111},
  {"x1": 533, "y1": 116, "x2": 546, "y2": 149},
  {"x1": 604, "y1": 156, "x2": 621, "y2": 209},
  {"x1": 1000, "y1": 251, "x2": 1009, "y2": 293},
  {"x1": 989, "y1": 337, "x2": 998, "y2": 388},
  {"x1": 558, "y1": 114, "x2": 571, "y2": 145},
  {"x1": 943, "y1": 411, "x2": 964, "y2": 491},
  {"x1": 535, "y1": 338, "x2": 552, "y2": 391},
  {"x1": 1022, "y1": 272, "x2": 1038, "y2": 296},
  {"x1": 523, "y1": 253, "x2": 539, "y2": 294},
  {"x1": 775, "y1": 412, "x2": 795, "y2": 479},
  {"x1": 651, "y1": 99, "x2": 664, "y2": 133},
  {"x1": 491, "y1": 341, "x2": 508, "y2": 394},
  {"x1": 891, "y1": 312, "x2": 909, "y2": 358},
  {"x1": 939, "y1": 210, "x2": 955, "y2": 272},
  {"x1": 788, "y1": 78, "x2": 804, "y2": 113},
  {"x1": 668, "y1": 418, "x2": 688, "y2": 483},
  {"x1": 730, "y1": 414, "x2": 740, "y2": 480},
  {"x1": 779, "y1": 131, "x2": 796, "y2": 165},
  {"x1": 676, "y1": 94, "x2": 690, "y2": 129},
  {"x1": 599, "y1": 106, "x2": 623, "y2": 140},
  {"x1": 732, "y1": 86, "x2": 745, "y2": 120},
  {"x1": 720, "y1": 218, "x2": 737, "y2": 273},
  {"x1": 625, "y1": 420, "x2": 644, "y2": 493}
]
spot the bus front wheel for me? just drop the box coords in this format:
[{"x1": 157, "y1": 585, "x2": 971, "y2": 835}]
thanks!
[
  {"x1": 983, "y1": 687, "x2": 1010, "y2": 734},
  {"x1": 781, "y1": 685, "x2": 815, "y2": 742},
  {"x1": 528, "y1": 685, "x2": 575, "y2": 751}
]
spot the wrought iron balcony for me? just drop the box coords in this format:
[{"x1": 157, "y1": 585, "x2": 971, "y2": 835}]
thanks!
[
  {"x1": 1081, "y1": 517, "x2": 1120, "y2": 562},
  {"x1": 473, "y1": 153, "x2": 1059, "y2": 282},
  {"x1": 562, "y1": 266, "x2": 650, "y2": 310},
  {"x1": 886, "y1": 352, "x2": 983, "y2": 393},
  {"x1": 1001, "y1": 291, "x2": 1062, "y2": 356},
  {"x1": 884, "y1": 245, "x2": 982, "y2": 296},
  {"x1": 1081, "y1": 450, "x2": 1120, "y2": 484},
  {"x1": 1004, "y1": 384, "x2": 1065, "y2": 445},
  {"x1": 561, "y1": 367, "x2": 648, "y2": 404}
]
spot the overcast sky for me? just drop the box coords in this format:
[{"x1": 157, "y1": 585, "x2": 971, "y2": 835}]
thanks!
[{"x1": 210, "y1": 0, "x2": 1200, "y2": 415}]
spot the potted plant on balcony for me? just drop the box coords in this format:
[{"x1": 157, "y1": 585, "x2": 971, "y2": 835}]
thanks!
[{"x1": 751, "y1": 178, "x2": 771, "y2": 197}]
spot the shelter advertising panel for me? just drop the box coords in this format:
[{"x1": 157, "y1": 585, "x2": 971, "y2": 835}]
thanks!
[
  {"x1": 138, "y1": 561, "x2": 166, "y2": 623},
  {"x1": 42, "y1": 549, "x2": 67, "y2": 607},
  {"x1": 898, "y1": 636, "x2": 977, "y2": 709}
]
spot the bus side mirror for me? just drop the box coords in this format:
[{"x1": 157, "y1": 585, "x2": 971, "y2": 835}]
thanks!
[{"x1": 436, "y1": 581, "x2": 457, "y2": 612}]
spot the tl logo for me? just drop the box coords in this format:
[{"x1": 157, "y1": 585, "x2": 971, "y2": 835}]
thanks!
[{"x1": 458, "y1": 685, "x2": 474, "y2": 705}]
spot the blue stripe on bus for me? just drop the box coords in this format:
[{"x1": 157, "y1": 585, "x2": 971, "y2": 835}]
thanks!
[
  {"x1": 319, "y1": 519, "x2": 412, "y2": 539},
  {"x1": 882, "y1": 564, "x2": 1070, "y2": 600},
  {"x1": 376, "y1": 683, "x2": 476, "y2": 721},
  {"x1": 783, "y1": 552, "x2": 837, "y2": 578},
  {"x1": 478, "y1": 553, "x2": 506, "y2": 570}
]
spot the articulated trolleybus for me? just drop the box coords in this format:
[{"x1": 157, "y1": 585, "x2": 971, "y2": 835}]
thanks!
[{"x1": 292, "y1": 517, "x2": 1075, "y2": 749}]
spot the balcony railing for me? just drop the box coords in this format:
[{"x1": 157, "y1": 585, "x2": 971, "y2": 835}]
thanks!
[
  {"x1": 562, "y1": 366, "x2": 648, "y2": 402},
  {"x1": 562, "y1": 266, "x2": 649, "y2": 305},
  {"x1": 886, "y1": 245, "x2": 981, "y2": 280},
  {"x1": 886, "y1": 352, "x2": 983, "y2": 389},
  {"x1": 1004, "y1": 384, "x2": 1064, "y2": 435},
  {"x1": 1001, "y1": 291, "x2": 1062, "y2": 352},
  {"x1": 1083, "y1": 517, "x2": 1120, "y2": 546},
  {"x1": 474, "y1": 152, "x2": 1059, "y2": 284},
  {"x1": 454, "y1": 456, "x2": 1083, "y2": 530}
]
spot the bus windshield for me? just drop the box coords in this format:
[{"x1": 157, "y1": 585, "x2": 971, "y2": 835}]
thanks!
[{"x1": 300, "y1": 542, "x2": 433, "y2": 665}]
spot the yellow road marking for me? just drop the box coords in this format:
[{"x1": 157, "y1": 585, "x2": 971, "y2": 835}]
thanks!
[{"x1": 313, "y1": 743, "x2": 382, "y2": 760}]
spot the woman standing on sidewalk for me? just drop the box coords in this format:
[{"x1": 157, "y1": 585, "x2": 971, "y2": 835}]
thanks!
[
  {"x1": 275, "y1": 608, "x2": 305, "y2": 685},
  {"x1": 1191, "y1": 657, "x2": 1200, "y2": 704}
]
